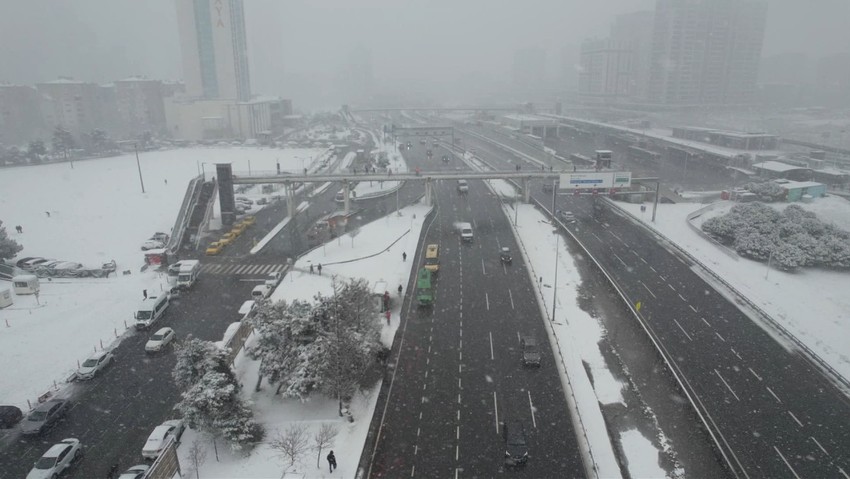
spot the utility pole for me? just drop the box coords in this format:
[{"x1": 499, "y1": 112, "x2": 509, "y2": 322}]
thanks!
[
  {"x1": 552, "y1": 233, "x2": 560, "y2": 322},
  {"x1": 135, "y1": 143, "x2": 145, "y2": 194}
]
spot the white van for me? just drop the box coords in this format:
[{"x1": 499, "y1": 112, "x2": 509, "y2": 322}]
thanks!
[
  {"x1": 135, "y1": 294, "x2": 170, "y2": 330},
  {"x1": 458, "y1": 222, "x2": 473, "y2": 242},
  {"x1": 251, "y1": 284, "x2": 272, "y2": 300},
  {"x1": 176, "y1": 260, "x2": 201, "y2": 289}
]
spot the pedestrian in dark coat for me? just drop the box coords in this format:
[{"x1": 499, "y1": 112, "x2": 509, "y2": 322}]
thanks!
[
  {"x1": 317, "y1": 263, "x2": 323, "y2": 275},
  {"x1": 327, "y1": 450, "x2": 337, "y2": 472},
  {"x1": 143, "y1": 289, "x2": 148, "y2": 299},
  {"x1": 107, "y1": 463, "x2": 119, "y2": 479},
  {"x1": 310, "y1": 264, "x2": 314, "y2": 274},
  {"x1": 398, "y1": 284, "x2": 403, "y2": 296},
  {"x1": 402, "y1": 252, "x2": 407, "y2": 262}
]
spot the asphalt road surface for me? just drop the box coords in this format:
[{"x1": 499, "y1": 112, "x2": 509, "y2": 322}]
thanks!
[
  {"x1": 459, "y1": 126, "x2": 850, "y2": 478},
  {"x1": 367, "y1": 140, "x2": 585, "y2": 478}
]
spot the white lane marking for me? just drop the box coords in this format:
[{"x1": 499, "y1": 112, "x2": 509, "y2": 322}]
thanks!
[
  {"x1": 774, "y1": 445, "x2": 803, "y2": 479},
  {"x1": 508, "y1": 289, "x2": 515, "y2": 309},
  {"x1": 688, "y1": 304, "x2": 698, "y2": 313},
  {"x1": 423, "y1": 383, "x2": 427, "y2": 391},
  {"x1": 810, "y1": 436, "x2": 829, "y2": 456},
  {"x1": 485, "y1": 293, "x2": 490, "y2": 311},
  {"x1": 528, "y1": 391, "x2": 537, "y2": 428},
  {"x1": 677, "y1": 293, "x2": 686, "y2": 301},
  {"x1": 788, "y1": 411, "x2": 804, "y2": 428},
  {"x1": 838, "y1": 467, "x2": 850, "y2": 479},
  {"x1": 630, "y1": 250, "x2": 640, "y2": 257},
  {"x1": 730, "y1": 348, "x2": 742, "y2": 360},
  {"x1": 489, "y1": 332, "x2": 494, "y2": 360},
  {"x1": 766, "y1": 386, "x2": 782, "y2": 403},
  {"x1": 715, "y1": 332, "x2": 725, "y2": 342},
  {"x1": 639, "y1": 256, "x2": 647, "y2": 264},
  {"x1": 481, "y1": 258, "x2": 486, "y2": 275},
  {"x1": 456, "y1": 426, "x2": 460, "y2": 440},
  {"x1": 714, "y1": 369, "x2": 740, "y2": 401},
  {"x1": 673, "y1": 319, "x2": 693, "y2": 341},
  {"x1": 649, "y1": 266, "x2": 657, "y2": 273},
  {"x1": 456, "y1": 444, "x2": 459, "y2": 460},
  {"x1": 493, "y1": 392, "x2": 499, "y2": 433},
  {"x1": 591, "y1": 232, "x2": 602, "y2": 241},
  {"x1": 411, "y1": 466, "x2": 415, "y2": 477},
  {"x1": 668, "y1": 283, "x2": 676, "y2": 292},
  {"x1": 613, "y1": 253, "x2": 627, "y2": 267},
  {"x1": 640, "y1": 281, "x2": 657, "y2": 299},
  {"x1": 701, "y1": 317, "x2": 711, "y2": 327},
  {"x1": 748, "y1": 368, "x2": 762, "y2": 381}
]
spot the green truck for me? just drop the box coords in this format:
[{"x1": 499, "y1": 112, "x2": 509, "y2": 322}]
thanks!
[{"x1": 416, "y1": 268, "x2": 434, "y2": 306}]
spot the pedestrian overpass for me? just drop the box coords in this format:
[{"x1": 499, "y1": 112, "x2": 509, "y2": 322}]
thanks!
[{"x1": 213, "y1": 163, "x2": 638, "y2": 226}]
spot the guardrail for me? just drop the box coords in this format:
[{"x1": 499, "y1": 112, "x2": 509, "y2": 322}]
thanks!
[
  {"x1": 604, "y1": 198, "x2": 850, "y2": 395},
  {"x1": 684, "y1": 202, "x2": 739, "y2": 260}
]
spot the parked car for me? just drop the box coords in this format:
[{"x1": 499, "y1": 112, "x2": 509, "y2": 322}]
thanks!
[
  {"x1": 142, "y1": 419, "x2": 185, "y2": 459},
  {"x1": 235, "y1": 196, "x2": 254, "y2": 205},
  {"x1": 503, "y1": 421, "x2": 529, "y2": 467},
  {"x1": 145, "y1": 327, "x2": 175, "y2": 353},
  {"x1": 53, "y1": 261, "x2": 83, "y2": 271},
  {"x1": 230, "y1": 223, "x2": 247, "y2": 236},
  {"x1": 15, "y1": 257, "x2": 41, "y2": 268},
  {"x1": 256, "y1": 197, "x2": 269, "y2": 205},
  {"x1": 0, "y1": 405, "x2": 23, "y2": 428},
  {"x1": 219, "y1": 232, "x2": 238, "y2": 246},
  {"x1": 251, "y1": 284, "x2": 272, "y2": 300},
  {"x1": 76, "y1": 350, "x2": 114, "y2": 380},
  {"x1": 520, "y1": 336, "x2": 541, "y2": 367},
  {"x1": 265, "y1": 271, "x2": 283, "y2": 287},
  {"x1": 21, "y1": 399, "x2": 69, "y2": 435},
  {"x1": 141, "y1": 240, "x2": 165, "y2": 251},
  {"x1": 150, "y1": 232, "x2": 170, "y2": 243},
  {"x1": 22, "y1": 258, "x2": 52, "y2": 270},
  {"x1": 26, "y1": 438, "x2": 83, "y2": 479},
  {"x1": 241, "y1": 215, "x2": 256, "y2": 226},
  {"x1": 117, "y1": 464, "x2": 150, "y2": 479}
]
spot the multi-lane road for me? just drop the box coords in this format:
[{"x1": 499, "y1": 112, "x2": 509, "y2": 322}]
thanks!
[
  {"x1": 457, "y1": 126, "x2": 850, "y2": 478},
  {"x1": 367, "y1": 141, "x2": 585, "y2": 478}
]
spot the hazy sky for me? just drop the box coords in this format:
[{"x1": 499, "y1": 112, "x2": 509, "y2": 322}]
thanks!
[{"x1": 1, "y1": 0, "x2": 847, "y2": 106}]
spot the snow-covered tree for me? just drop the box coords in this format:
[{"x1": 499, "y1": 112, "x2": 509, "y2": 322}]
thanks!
[
  {"x1": 0, "y1": 221, "x2": 23, "y2": 261},
  {"x1": 173, "y1": 337, "x2": 263, "y2": 451},
  {"x1": 744, "y1": 181, "x2": 786, "y2": 201}
]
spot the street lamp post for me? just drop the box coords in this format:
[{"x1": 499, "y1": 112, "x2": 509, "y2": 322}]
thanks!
[
  {"x1": 552, "y1": 232, "x2": 560, "y2": 322},
  {"x1": 134, "y1": 143, "x2": 145, "y2": 194}
]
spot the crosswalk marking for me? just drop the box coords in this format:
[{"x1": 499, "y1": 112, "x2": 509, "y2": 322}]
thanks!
[{"x1": 199, "y1": 263, "x2": 286, "y2": 276}]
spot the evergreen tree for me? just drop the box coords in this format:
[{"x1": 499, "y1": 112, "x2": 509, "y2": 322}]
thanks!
[{"x1": 0, "y1": 221, "x2": 24, "y2": 261}]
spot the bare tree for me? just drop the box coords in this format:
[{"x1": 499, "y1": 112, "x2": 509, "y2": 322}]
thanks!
[
  {"x1": 187, "y1": 438, "x2": 208, "y2": 479},
  {"x1": 313, "y1": 423, "x2": 340, "y2": 468},
  {"x1": 270, "y1": 424, "x2": 310, "y2": 471}
]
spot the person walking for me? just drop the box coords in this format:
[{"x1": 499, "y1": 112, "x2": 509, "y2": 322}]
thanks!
[
  {"x1": 310, "y1": 264, "x2": 314, "y2": 274},
  {"x1": 398, "y1": 284, "x2": 403, "y2": 296},
  {"x1": 15, "y1": 225, "x2": 22, "y2": 234},
  {"x1": 385, "y1": 309, "x2": 391, "y2": 325},
  {"x1": 143, "y1": 289, "x2": 148, "y2": 299},
  {"x1": 45, "y1": 211, "x2": 50, "y2": 217},
  {"x1": 402, "y1": 252, "x2": 407, "y2": 262},
  {"x1": 327, "y1": 450, "x2": 337, "y2": 472},
  {"x1": 106, "y1": 463, "x2": 119, "y2": 479},
  {"x1": 317, "y1": 263, "x2": 323, "y2": 275}
]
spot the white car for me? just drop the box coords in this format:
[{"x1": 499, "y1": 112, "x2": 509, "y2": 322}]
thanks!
[
  {"x1": 264, "y1": 271, "x2": 283, "y2": 287},
  {"x1": 235, "y1": 196, "x2": 254, "y2": 205},
  {"x1": 145, "y1": 327, "x2": 175, "y2": 353},
  {"x1": 76, "y1": 350, "x2": 114, "y2": 380},
  {"x1": 141, "y1": 240, "x2": 165, "y2": 251},
  {"x1": 27, "y1": 438, "x2": 83, "y2": 479},
  {"x1": 118, "y1": 464, "x2": 150, "y2": 479},
  {"x1": 142, "y1": 419, "x2": 185, "y2": 459}
]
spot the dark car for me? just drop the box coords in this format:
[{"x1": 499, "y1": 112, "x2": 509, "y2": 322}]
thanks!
[
  {"x1": 503, "y1": 421, "x2": 529, "y2": 467},
  {"x1": 426, "y1": 149, "x2": 433, "y2": 157},
  {"x1": 0, "y1": 405, "x2": 23, "y2": 428},
  {"x1": 500, "y1": 247, "x2": 512, "y2": 264},
  {"x1": 21, "y1": 399, "x2": 69, "y2": 435},
  {"x1": 520, "y1": 336, "x2": 541, "y2": 367},
  {"x1": 442, "y1": 155, "x2": 450, "y2": 163}
]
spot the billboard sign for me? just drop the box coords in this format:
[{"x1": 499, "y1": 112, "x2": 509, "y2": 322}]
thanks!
[{"x1": 559, "y1": 171, "x2": 631, "y2": 190}]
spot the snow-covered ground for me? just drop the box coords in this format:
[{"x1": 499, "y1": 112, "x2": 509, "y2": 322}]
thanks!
[
  {"x1": 0, "y1": 146, "x2": 325, "y2": 409},
  {"x1": 616, "y1": 196, "x2": 850, "y2": 380},
  {"x1": 179, "y1": 203, "x2": 432, "y2": 479}
]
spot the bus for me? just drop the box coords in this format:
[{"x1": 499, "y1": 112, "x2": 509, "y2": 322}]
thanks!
[
  {"x1": 416, "y1": 268, "x2": 434, "y2": 307},
  {"x1": 424, "y1": 244, "x2": 439, "y2": 273}
]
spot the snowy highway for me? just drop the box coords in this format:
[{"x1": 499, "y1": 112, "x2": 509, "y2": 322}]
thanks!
[
  {"x1": 462, "y1": 125, "x2": 850, "y2": 478},
  {"x1": 366, "y1": 141, "x2": 585, "y2": 477}
]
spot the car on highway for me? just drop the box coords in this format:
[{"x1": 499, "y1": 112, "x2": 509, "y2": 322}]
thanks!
[
  {"x1": 500, "y1": 247, "x2": 512, "y2": 264},
  {"x1": 21, "y1": 399, "x2": 70, "y2": 435},
  {"x1": 145, "y1": 327, "x2": 175, "y2": 353},
  {"x1": 142, "y1": 419, "x2": 185, "y2": 459},
  {"x1": 205, "y1": 241, "x2": 224, "y2": 255},
  {"x1": 520, "y1": 336, "x2": 541, "y2": 367},
  {"x1": 457, "y1": 179, "x2": 469, "y2": 194},
  {"x1": 419, "y1": 139, "x2": 426, "y2": 145},
  {"x1": 406, "y1": 141, "x2": 412, "y2": 149},
  {"x1": 502, "y1": 421, "x2": 529, "y2": 467},
  {"x1": 0, "y1": 405, "x2": 23, "y2": 428},
  {"x1": 559, "y1": 210, "x2": 576, "y2": 223},
  {"x1": 76, "y1": 349, "x2": 114, "y2": 380},
  {"x1": 442, "y1": 155, "x2": 449, "y2": 163},
  {"x1": 117, "y1": 464, "x2": 150, "y2": 479},
  {"x1": 26, "y1": 438, "x2": 83, "y2": 479}
]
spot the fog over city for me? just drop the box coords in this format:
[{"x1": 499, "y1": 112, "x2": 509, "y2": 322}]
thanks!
[{"x1": 1, "y1": 0, "x2": 848, "y2": 108}]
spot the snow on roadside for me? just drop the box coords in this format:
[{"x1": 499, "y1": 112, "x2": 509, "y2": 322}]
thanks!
[
  {"x1": 616, "y1": 199, "x2": 850, "y2": 380},
  {"x1": 508, "y1": 203, "x2": 625, "y2": 478},
  {"x1": 619, "y1": 429, "x2": 667, "y2": 479},
  {"x1": 179, "y1": 203, "x2": 432, "y2": 478}
]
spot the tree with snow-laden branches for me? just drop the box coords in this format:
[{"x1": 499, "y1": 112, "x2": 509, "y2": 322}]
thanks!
[
  {"x1": 702, "y1": 202, "x2": 850, "y2": 271},
  {"x1": 173, "y1": 336, "x2": 263, "y2": 451}
]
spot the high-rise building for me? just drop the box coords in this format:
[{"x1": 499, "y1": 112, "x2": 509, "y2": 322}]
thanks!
[
  {"x1": 176, "y1": 0, "x2": 251, "y2": 101},
  {"x1": 648, "y1": 0, "x2": 767, "y2": 105},
  {"x1": 512, "y1": 47, "x2": 546, "y2": 95},
  {"x1": 36, "y1": 78, "x2": 118, "y2": 138},
  {"x1": 577, "y1": 11, "x2": 653, "y2": 103},
  {"x1": 0, "y1": 84, "x2": 46, "y2": 145}
]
